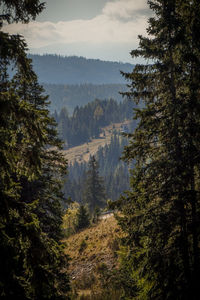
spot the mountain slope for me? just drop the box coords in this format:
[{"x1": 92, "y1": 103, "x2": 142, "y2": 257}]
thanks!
[
  {"x1": 61, "y1": 120, "x2": 131, "y2": 164},
  {"x1": 43, "y1": 83, "x2": 127, "y2": 113},
  {"x1": 64, "y1": 215, "x2": 123, "y2": 298},
  {"x1": 29, "y1": 54, "x2": 134, "y2": 84}
]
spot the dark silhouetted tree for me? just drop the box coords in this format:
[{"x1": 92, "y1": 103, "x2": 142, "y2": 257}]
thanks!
[
  {"x1": 76, "y1": 204, "x2": 90, "y2": 231},
  {"x1": 0, "y1": 1, "x2": 70, "y2": 298},
  {"x1": 83, "y1": 156, "x2": 106, "y2": 212},
  {"x1": 116, "y1": 0, "x2": 200, "y2": 299}
]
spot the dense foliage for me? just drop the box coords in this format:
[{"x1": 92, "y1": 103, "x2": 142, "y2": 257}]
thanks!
[
  {"x1": 116, "y1": 0, "x2": 200, "y2": 299},
  {"x1": 83, "y1": 156, "x2": 106, "y2": 213},
  {"x1": 0, "y1": 1, "x2": 70, "y2": 298},
  {"x1": 54, "y1": 98, "x2": 134, "y2": 147},
  {"x1": 64, "y1": 133, "x2": 130, "y2": 204},
  {"x1": 76, "y1": 204, "x2": 90, "y2": 231},
  {"x1": 62, "y1": 202, "x2": 90, "y2": 237},
  {"x1": 43, "y1": 83, "x2": 127, "y2": 113},
  {"x1": 29, "y1": 54, "x2": 134, "y2": 84}
]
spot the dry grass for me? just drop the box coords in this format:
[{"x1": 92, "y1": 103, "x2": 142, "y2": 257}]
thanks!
[{"x1": 64, "y1": 216, "x2": 123, "y2": 282}]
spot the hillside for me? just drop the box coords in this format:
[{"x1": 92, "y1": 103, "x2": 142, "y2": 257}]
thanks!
[
  {"x1": 55, "y1": 98, "x2": 134, "y2": 148},
  {"x1": 62, "y1": 124, "x2": 131, "y2": 204},
  {"x1": 64, "y1": 215, "x2": 123, "y2": 299},
  {"x1": 29, "y1": 54, "x2": 134, "y2": 84},
  {"x1": 43, "y1": 83, "x2": 127, "y2": 113},
  {"x1": 61, "y1": 120, "x2": 131, "y2": 164}
]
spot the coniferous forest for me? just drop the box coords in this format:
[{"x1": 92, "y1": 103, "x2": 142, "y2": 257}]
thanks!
[
  {"x1": 64, "y1": 133, "x2": 130, "y2": 204},
  {"x1": 28, "y1": 54, "x2": 134, "y2": 85},
  {"x1": 43, "y1": 83, "x2": 128, "y2": 114},
  {"x1": 1, "y1": 0, "x2": 200, "y2": 299},
  {"x1": 54, "y1": 98, "x2": 135, "y2": 147}
]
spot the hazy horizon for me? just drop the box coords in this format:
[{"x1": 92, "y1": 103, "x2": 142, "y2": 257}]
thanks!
[{"x1": 4, "y1": 0, "x2": 152, "y2": 64}]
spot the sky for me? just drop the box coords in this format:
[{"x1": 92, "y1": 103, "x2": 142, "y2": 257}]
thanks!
[{"x1": 4, "y1": 0, "x2": 152, "y2": 63}]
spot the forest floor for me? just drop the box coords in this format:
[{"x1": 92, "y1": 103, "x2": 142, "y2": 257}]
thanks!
[
  {"x1": 61, "y1": 120, "x2": 131, "y2": 164},
  {"x1": 63, "y1": 215, "x2": 124, "y2": 298}
]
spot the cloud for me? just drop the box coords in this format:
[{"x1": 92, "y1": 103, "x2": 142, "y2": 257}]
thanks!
[
  {"x1": 3, "y1": 0, "x2": 150, "y2": 60},
  {"x1": 103, "y1": 0, "x2": 149, "y2": 20}
]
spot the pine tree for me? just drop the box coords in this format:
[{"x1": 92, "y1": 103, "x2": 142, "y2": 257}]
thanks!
[
  {"x1": 83, "y1": 156, "x2": 106, "y2": 212},
  {"x1": 76, "y1": 204, "x2": 90, "y2": 231},
  {"x1": 117, "y1": 0, "x2": 200, "y2": 299},
  {"x1": 0, "y1": 1, "x2": 70, "y2": 298}
]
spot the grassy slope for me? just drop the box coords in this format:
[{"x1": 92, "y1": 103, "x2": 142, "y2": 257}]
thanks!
[{"x1": 64, "y1": 215, "x2": 123, "y2": 296}]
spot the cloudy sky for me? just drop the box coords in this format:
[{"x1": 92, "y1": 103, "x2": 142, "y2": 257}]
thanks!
[{"x1": 4, "y1": 0, "x2": 151, "y2": 63}]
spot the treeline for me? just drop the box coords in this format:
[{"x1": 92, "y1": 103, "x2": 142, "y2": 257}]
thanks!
[
  {"x1": 29, "y1": 54, "x2": 134, "y2": 84},
  {"x1": 43, "y1": 83, "x2": 127, "y2": 113},
  {"x1": 64, "y1": 133, "x2": 130, "y2": 204},
  {"x1": 54, "y1": 98, "x2": 134, "y2": 147}
]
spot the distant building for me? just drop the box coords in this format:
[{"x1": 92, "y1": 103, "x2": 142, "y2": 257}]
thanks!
[
  {"x1": 120, "y1": 124, "x2": 128, "y2": 133},
  {"x1": 99, "y1": 210, "x2": 114, "y2": 220}
]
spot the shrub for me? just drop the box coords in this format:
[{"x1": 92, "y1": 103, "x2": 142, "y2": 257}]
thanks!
[{"x1": 79, "y1": 239, "x2": 87, "y2": 253}]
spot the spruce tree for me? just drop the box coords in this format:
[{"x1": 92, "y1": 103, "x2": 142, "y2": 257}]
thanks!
[
  {"x1": 76, "y1": 204, "x2": 90, "y2": 231},
  {"x1": 0, "y1": 1, "x2": 70, "y2": 298},
  {"x1": 117, "y1": 0, "x2": 200, "y2": 299},
  {"x1": 83, "y1": 156, "x2": 106, "y2": 212}
]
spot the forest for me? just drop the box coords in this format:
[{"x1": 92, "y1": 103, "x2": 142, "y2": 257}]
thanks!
[
  {"x1": 29, "y1": 54, "x2": 134, "y2": 84},
  {"x1": 43, "y1": 83, "x2": 127, "y2": 113},
  {"x1": 64, "y1": 133, "x2": 131, "y2": 204},
  {"x1": 1, "y1": 0, "x2": 200, "y2": 299},
  {"x1": 54, "y1": 98, "x2": 135, "y2": 147}
]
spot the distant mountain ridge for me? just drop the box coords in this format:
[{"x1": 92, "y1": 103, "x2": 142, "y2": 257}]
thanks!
[{"x1": 29, "y1": 54, "x2": 134, "y2": 85}]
